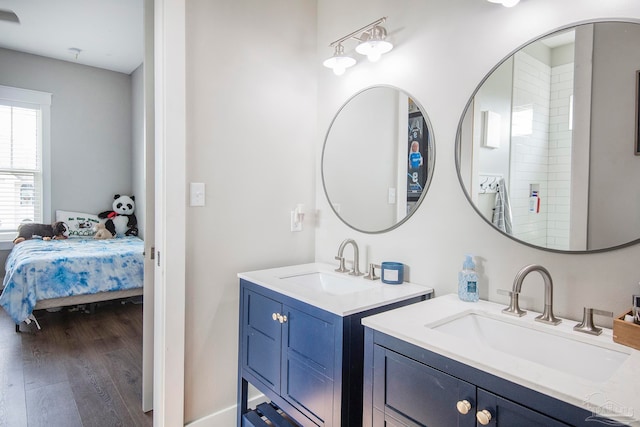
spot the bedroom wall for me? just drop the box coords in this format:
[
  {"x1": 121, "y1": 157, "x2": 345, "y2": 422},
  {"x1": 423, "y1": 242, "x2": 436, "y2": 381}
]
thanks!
[
  {"x1": 0, "y1": 48, "x2": 134, "y2": 217},
  {"x1": 314, "y1": 0, "x2": 640, "y2": 327},
  {"x1": 0, "y1": 48, "x2": 137, "y2": 276}
]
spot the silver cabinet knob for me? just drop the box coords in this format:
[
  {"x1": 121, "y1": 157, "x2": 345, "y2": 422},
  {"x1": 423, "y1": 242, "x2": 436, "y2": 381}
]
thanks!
[
  {"x1": 272, "y1": 313, "x2": 288, "y2": 323},
  {"x1": 476, "y1": 409, "x2": 492, "y2": 425},
  {"x1": 456, "y1": 399, "x2": 472, "y2": 415}
]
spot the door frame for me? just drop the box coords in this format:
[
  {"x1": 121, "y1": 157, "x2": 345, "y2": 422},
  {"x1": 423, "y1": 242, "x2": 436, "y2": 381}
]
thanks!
[{"x1": 152, "y1": 0, "x2": 186, "y2": 424}]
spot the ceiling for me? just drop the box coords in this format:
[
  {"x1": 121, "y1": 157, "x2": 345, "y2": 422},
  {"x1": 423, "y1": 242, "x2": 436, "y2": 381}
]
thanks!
[{"x1": 0, "y1": 0, "x2": 144, "y2": 75}]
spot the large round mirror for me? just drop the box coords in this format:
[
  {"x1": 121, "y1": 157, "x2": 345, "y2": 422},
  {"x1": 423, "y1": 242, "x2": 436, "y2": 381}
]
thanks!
[
  {"x1": 456, "y1": 20, "x2": 640, "y2": 253},
  {"x1": 322, "y1": 86, "x2": 435, "y2": 233}
]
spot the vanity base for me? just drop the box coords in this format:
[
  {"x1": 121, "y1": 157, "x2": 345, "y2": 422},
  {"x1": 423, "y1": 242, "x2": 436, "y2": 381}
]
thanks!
[
  {"x1": 363, "y1": 328, "x2": 630, "y2": 427},
  {"x1": 238, "y1": 279, "x2": 431, "y2": 427}
]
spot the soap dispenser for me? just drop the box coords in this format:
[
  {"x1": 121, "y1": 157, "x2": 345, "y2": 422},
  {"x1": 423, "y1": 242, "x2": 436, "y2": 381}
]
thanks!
[{"x1": 458, "y1": 255, "x2": 479, "y2": 302}]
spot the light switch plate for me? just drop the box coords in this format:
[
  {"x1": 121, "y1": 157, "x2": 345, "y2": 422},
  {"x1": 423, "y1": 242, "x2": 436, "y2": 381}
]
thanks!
[{"x1": 190, "y1": 182, "x2": 205, "y2": 206}]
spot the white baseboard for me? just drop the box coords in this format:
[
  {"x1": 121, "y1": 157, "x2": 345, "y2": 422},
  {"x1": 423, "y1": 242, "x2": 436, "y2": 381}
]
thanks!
[{"x1": 185, "y1": 394, "x2": 267, "y2": 427}]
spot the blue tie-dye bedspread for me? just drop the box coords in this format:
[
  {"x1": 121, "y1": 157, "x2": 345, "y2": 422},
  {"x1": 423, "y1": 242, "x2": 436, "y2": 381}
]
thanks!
[{"x1": 1, "y1": 237, "x2": 144, "y2": 324}]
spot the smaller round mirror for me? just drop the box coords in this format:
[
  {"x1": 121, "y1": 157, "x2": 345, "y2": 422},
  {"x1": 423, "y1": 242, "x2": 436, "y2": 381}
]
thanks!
[{"x1": 322, "y1": 86, "x2": 435, "y2": 233}]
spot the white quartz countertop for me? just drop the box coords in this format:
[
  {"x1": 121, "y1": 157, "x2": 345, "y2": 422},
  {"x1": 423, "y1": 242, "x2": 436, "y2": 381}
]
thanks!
[
  {"x1": 237, "y1": 263, "x2": 433, "y2": 316},
  {"x1": 362, "y1": 294, "x2": 640, "y2": 426}
]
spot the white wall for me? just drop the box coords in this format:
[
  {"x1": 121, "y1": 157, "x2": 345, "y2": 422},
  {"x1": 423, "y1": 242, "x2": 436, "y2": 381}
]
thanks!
[
  {"x1": 0, "y1": 48, "x2": 134, "y2": 216},
  {"x1": 510, "y1": 50, "x2": 551, "y2": 247},
  {"x1": 469, "y1": 58, "x2": 513, "y2": 221},
  {"x1": 179, "y1": 1, "x2": 640, "y2": 425},
  {"x1": 315, "y1": 1, "x2": 640, "y2": 329},
  {"x1": 547, "y1": 61, "x2": 574, "y2": 249},
  {"x1": 184, "y1": 0, "x2": 317, "y2": 423}
]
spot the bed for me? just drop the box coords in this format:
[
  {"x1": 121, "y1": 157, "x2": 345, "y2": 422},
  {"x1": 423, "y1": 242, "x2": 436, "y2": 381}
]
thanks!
[{"x1": 0, "y1": 236, "x2": 144, "y2": 329}]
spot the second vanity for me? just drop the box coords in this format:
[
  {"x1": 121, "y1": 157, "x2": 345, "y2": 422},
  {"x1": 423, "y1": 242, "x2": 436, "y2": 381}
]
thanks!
[
  {"x1": 237, "y1": 263, "x2": 433, "y2": 427},
  {"x1": 362, "y1": 295, "x2": 640, "y2": 427}
]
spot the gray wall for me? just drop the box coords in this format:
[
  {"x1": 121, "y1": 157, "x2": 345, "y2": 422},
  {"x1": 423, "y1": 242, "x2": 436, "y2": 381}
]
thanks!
[
  {"x1": 0, "y1": 48, "x2": 134, "y2": 216},
  {"x1": 0, "y1": 48, "x2": 138, "y2": 276},
  {"x1": 588, "y1": 22, "x2": 640, "y2": 248}
]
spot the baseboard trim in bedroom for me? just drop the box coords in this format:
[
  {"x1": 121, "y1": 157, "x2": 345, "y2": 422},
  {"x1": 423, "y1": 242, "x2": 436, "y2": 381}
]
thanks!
[{"x1": 185, "y1": 394, "x2": 267, "y2": 427}]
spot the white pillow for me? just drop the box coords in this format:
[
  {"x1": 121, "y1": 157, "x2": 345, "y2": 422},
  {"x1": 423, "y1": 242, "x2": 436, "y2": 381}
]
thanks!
[{"x1": 55, "y1": 210, "x2": 100, "y2": 237}]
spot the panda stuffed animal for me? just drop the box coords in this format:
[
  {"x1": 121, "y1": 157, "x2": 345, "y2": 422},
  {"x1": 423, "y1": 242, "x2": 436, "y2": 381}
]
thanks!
[{"x1": 98, "y1": 194, "x2": 139, "y2": 237}]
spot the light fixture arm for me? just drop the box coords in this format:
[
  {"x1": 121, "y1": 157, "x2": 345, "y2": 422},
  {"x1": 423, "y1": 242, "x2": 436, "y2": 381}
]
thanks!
[{"x1": 328, "y1": 17, "x2": 387, "y2": 47}]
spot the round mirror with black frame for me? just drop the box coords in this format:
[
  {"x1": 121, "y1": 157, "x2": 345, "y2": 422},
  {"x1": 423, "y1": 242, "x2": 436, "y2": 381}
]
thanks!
[
  {"x1": 322, "y1": 86, "x2": 435, "y2": 233},
  {"x1": 456, "y1": 20, "x2": 640, "y2": 253}
]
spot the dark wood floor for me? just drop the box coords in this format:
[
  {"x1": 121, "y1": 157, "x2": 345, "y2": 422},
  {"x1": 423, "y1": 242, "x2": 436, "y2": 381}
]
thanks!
[{"x1": 0, "y1": 299, "x2": 153, "y2": 427}]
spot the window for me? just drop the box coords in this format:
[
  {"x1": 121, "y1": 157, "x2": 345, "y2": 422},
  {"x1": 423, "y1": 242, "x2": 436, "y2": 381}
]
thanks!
[
  {"x1": 20, "y1": 183, "x2": 35, "y2": 206},
  {"x1": 0, "y1": 85, "x2": 51, "y2": 242}
]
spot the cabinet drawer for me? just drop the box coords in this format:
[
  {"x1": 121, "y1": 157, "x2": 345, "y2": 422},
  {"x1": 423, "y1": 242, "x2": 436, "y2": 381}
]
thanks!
[
  {"x1": 373, "y1": 346, "x2": 475, "y2": 427},
  {"x1": 477, "y1": 389, "x2": 571, "y2": 427}
]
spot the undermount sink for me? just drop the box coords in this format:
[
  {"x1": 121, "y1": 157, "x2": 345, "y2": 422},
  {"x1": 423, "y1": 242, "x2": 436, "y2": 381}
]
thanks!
[
  {"x1": 428, "y1": 311, "x2": 630, "y2": 383},
  {"x1": 279, "y1": 271, "x2": 374, "y2": 296}
]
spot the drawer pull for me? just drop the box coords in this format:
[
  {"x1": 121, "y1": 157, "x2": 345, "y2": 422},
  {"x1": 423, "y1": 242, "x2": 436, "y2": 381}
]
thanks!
[
  {"x1": 272, "y1": 312, "x2": 278, "y2": 321},
  {"x1": 456, "y1": 399, "x2": 472, "y2": 415},
  {"x1": 476, "y1": 409, "x2": 492, "y2": 425}
]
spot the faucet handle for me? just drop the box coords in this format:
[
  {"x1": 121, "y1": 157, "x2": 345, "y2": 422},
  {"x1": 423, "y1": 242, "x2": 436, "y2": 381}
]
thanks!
[
  {"x1": 363, "y1": 263, "x2": 380, "y2": 281},
  {"x1": 334, "y1": 256, "x2": 348, "y2": 273},
  {"x1": 573, "y1": 307, "x2": 613, "y2": 335},
  {"x1": 497, "y1": 289, "x2": 527, "y2": 317}
]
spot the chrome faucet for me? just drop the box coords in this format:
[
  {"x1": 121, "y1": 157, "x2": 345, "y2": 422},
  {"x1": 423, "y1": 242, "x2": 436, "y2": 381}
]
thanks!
[
  {"x1": 335, "y1": 239, "x2": 363, "y2": 276},
  {"x1": 500, "y1": 264, "x2": 561, "y2": 325}
]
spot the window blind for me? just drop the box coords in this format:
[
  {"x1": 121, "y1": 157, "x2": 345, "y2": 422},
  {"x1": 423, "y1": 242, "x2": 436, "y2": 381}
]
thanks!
[{"x1": 0, "y1": 103, "x2": 43, "y2": 232}]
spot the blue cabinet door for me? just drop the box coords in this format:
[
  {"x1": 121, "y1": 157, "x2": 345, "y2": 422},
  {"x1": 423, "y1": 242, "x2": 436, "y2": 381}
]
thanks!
[
  {"x1": 282, "y1": 304, "x2": 337, "y2": 426},
  {"x1": 242, "y1": 290, "x2": 283, "y2": 393}
]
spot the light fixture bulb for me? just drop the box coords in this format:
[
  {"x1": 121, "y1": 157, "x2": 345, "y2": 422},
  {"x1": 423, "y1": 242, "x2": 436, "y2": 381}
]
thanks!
[
  {"x1": 323, "y1": 44, "x2": 356, "y2": 75},
  {"x1": 487, "y1": 0, "x2": 520, "y2": 6},
  {"x1": 355, "y1": 26, "x2": 393, "y2": 62},
  {"x1": 333, "y1": 66, "x2": 346, "y2": 76}
]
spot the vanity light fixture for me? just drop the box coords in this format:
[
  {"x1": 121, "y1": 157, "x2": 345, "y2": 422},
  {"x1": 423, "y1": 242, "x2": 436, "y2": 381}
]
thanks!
[
  {"x1": 323, "y1": 44, "x2": 356, "y2": 76},
  {"x1": 487, "y1": 0, "x2": 520, "y2": 7},
  {"x1": 355, "y1": 25, "x2": 393, "y2": 62},
  {"x1": 323, "y1": 17, "x2": 393, "y2": 75}
]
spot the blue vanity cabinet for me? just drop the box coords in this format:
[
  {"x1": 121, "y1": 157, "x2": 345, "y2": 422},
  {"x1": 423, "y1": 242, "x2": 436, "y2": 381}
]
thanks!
[
  {"x1": 363, "y1": 328, "x2": 610, "y2": 427},
  {"x1": 238, "y1": 279, "x2": 430, "y2": 427}
]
